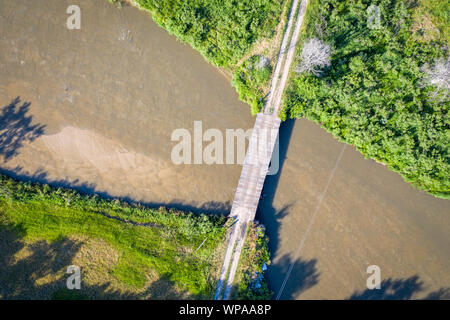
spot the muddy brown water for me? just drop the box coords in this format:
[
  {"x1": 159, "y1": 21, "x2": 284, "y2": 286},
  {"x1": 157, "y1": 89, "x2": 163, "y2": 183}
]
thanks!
[{"x1": 1, "y1": 0, "x2": 449, "y2": 299}]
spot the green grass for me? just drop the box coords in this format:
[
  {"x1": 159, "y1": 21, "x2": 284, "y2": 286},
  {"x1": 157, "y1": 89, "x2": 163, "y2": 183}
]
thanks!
[
  {"x1": 112, "y1": 260, "x2": 148, "y2": 288},
  {"x1": 0, "y1": 174, "x2": 227, "y2": 298},
  {"x1": 282, "y1": 0, "x2": 449, "y2": 198},
  {"x1": 415, "y1": 0, "x2": 449, "y2": 43}
]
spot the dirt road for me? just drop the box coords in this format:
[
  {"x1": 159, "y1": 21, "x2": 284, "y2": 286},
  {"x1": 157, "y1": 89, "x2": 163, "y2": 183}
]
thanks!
[{"x1": 214, "y1": 0, "x2": 309, "y2": 300}]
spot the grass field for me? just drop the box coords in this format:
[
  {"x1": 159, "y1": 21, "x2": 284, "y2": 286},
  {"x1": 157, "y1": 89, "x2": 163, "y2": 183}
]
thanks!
[
  {"x1": 412, "y1": 0, "x2": 449, "y2": 43},
  {"x1": 0, "y1": 174, "x2": 229, "y2": 299}
]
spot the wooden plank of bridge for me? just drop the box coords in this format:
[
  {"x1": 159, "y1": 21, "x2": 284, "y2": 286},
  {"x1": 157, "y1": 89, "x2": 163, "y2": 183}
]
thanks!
[{"x1": 215, "y1": 0, "x2": 308, "y2": 300}]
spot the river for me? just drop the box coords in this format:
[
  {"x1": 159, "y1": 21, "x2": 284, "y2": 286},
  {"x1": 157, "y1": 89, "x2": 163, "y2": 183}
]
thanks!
[{"x1": 0, "y1": 0, "x2": 448, "y2": 299}]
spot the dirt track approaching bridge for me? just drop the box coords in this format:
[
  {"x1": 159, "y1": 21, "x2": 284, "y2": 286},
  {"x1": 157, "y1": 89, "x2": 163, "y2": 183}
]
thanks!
[{"x1": 214, "y1": 0, "x2": 309, "y2": 300}]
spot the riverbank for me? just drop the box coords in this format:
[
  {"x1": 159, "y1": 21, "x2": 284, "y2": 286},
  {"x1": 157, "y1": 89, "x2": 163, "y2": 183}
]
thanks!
[
  {"x1": 0, "y1": 173, "x2": 228, "y2": 299},
  {"x1": 1, "y1": 0, "x2": 448, "y2": 300},
  {"x1": 281, "y1": 0, "x2": 449, "y2": 199},
  {"x1": 127, "y1": 0, "x2": 449, "y2": 198},
  {"x1": 0, "y1": 172, "x2": 275, "y2": 299},
  {"x1": 128, "y1": 0, "x2": 288, "y2": 113}
]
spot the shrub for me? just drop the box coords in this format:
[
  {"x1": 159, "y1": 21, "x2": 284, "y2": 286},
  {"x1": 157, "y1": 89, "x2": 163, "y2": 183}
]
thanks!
[
  {"x1": 232, "y1": 55, "x2": 272, "y2": 114},
  {"x1": 421, "y1": 56, "x2": 450, "y2": 101}
]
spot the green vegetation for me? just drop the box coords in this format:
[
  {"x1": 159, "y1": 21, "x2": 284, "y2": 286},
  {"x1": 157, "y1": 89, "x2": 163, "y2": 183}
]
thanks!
[
  {"x1": 134, "y1": 0, "x2": 284, "y2": 68},
  {"x1": 282, "y1": 0, "x2": 449, "y2": 198},
  {"x1": 412, "y1": 0, "x2": 449, "y2": 43},
  {"x1": 232, "y1": 55, "x2": 273, "y2": 114},
  {"x1": 232, "y1": 222, "x2": 272, "y2": 299},
  {"x1": 0, "y1": 174, "x2": 227, "y2": 298}
]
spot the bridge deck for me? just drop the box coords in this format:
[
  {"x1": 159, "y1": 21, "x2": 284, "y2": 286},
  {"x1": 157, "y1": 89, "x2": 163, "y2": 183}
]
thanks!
[
  {"x1": 215, "y1": 0, "x2": 308, "y2": 300},
  {"x1": 230, "y1": 113, "x2": 280, "y2": 220}
]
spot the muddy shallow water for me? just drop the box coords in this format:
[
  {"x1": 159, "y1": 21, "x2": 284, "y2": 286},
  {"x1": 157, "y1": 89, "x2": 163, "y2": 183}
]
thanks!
[
  {"x1": 1, "y1": 0, "x2": 449, "y2": 299},
  {"x1": 0, "y1": 0, "x2": 252, "y2": 212}
]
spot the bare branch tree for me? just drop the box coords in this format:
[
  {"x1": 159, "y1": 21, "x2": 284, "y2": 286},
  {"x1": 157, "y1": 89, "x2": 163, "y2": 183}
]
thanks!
[
  {"x1": 421, "y1": 57, "x2": 450, "y2": 101},
  {"x1": 257, "y1": 55, "x2": 270, "y2": 70},
  {"x1": 296, "y1": 38, "x2": 331, "y2": 76}
]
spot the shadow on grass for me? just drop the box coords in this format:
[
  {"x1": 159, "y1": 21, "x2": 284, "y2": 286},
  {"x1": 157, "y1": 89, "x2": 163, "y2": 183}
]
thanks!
[
  {"x1": 0, "y1": 227, "x2": 83, "y2": 299},
  {"x1": 51, "y1": 277, "x2": 187, "y2": 300},
  {"x1": 0, "y1": 227, "x2": 188, "y2": 300}
]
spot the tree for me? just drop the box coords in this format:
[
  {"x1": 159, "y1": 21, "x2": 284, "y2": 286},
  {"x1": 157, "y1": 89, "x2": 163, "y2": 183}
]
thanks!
[
  {"x1": 421, "y1": 56, "x2": 450, "y2": 101},
  {"x1": 296, "y1": 38, "x2": 331, "y2": 76}
]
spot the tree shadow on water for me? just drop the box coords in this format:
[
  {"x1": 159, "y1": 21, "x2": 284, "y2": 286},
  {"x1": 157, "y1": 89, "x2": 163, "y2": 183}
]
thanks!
[
  {"x1": 0, "y1": 97, "x2": 46, "y2": 162},
  {"x1": 268, "y1": 254, "x2": 319, "y2": 300},
  {"x1": 255, "y1": 119, "x2": 320, "y2": 299},
  {"x1": 0, "y1": 165, "x2": 231, "y2": 216},
  {"x1": 349, "y1": 276, "x2": 450, "y2": 300}
]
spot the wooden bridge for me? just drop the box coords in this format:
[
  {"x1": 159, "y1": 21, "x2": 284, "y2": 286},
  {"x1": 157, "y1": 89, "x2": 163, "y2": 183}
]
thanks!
[
  {"x1": 214, "y1": 113, "x2": 280, "y2": 300},
  {"x1": 214, "y1": 0, "x2": 309, "y2": 300}
]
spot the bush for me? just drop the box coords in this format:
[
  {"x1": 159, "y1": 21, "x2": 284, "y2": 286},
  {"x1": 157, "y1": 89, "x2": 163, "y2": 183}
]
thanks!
[
  {"x1": 232, "y1": 55, "x2": 272, "y2": 114},
  {"x1": 234, "y1": 222, "x2": 272, "y2": 300}
]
